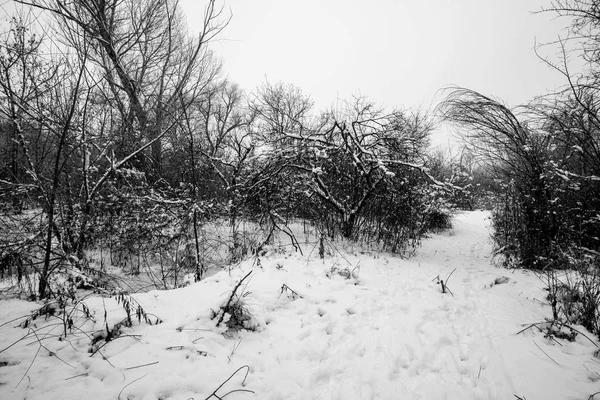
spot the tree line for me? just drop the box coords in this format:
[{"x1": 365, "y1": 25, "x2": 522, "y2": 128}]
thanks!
[
  {"x1": 4, "y1": 1, "x2": 598, "y2": 339},
  {"x1": 0, "y1": 0, "x2": 457, "y2": 299}
]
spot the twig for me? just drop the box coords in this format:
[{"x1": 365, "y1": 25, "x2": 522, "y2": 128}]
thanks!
[
  {"x1": 16, "y1": 331, "x2": 41, "y2": 388},
  {"x1": 205, "y1": 365, "x2": 254, "y2": 400},
  {"x1": 0, "y1": 330, "x2": 33, "y2": 354},
  {"x1": 65, "y1": 373, "x2": 88, "y2": 380},
  {"x1": 228, "y1": 338, "x2": 242, "y2": 364},
  {"x1": 552, "y1": 320, "x2": 599, "y2": 348},
  {"x1": 176, "y1": 327, "x2": 212, "y2": 332},
  {"x1": 583, "y1": 364, "x2": 600, "y2": 380},
  {"x1": 94, "y1": 347, "x2": 115, "y2": 368},
  {"x1": 533, "y1": 340, "x2": 560, "y2": 365},
  {"x1": 47, "y1": 348, "x2": 76, "y2": 368},
  {"x1": 118, "y1": 374, "x2": 147, "y2": 400},
  {"x1": 90, "y1": 333, "x2": 140, "y2": 357},
  {"x1": 516, "y1": 323, "x2": 540, "y2": 335},
  {"x1": 125, "y1": 361, "x2": 159, "y2": 370},
  {"x1": 446, "y1": 268, "x2": 457, "y2": 285},
  {"x1": 220, "y1": 388, "x2": 256, "y2": 398},
  {"x1": 441, "y1": 281, "x2": 455, "y2": 297},
  {"x1": 549, "y1": 335, "x2": 564, "y2": 347},
  {"x1": 434, "y1": 268, "x2": 456, "y2": 297},
  {"x1": 0, "y1": 314, "x2": 31, "y2": 328}
]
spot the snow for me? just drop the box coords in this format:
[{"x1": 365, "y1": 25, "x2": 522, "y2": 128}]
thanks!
[{"x1": 1, "y1": 211, "x2": 599, "y2": 400}]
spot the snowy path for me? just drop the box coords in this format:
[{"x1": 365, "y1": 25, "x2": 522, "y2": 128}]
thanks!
[
  {"x1": 1, "y1": 211, "x2": 599, "y2": 400},
  {"x1": 250, "y1": 211, "x2": 513, "y2": 399}
]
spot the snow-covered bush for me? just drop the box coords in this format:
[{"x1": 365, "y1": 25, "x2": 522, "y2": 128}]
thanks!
[
  {"x1": 441, "y1": 89, "x2": 600, "y2": 270},
  {"x1": 542, "y1": 251, "x2": 600, "y2": 339},
  {"x1": 213, "y1": 272, "x2": 260, "y2": 331},
  {"x1": 440, "y1": 88, "x2": 600, "y2": 338}
]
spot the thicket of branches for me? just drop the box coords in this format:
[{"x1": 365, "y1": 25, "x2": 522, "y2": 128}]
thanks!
[
  {"x1": 440, "y1": 6, "x2": 600, "y2": 270},
  {"x1": 439, "y1": 0, "x2": 600, "y2": 337},
  {"x1": 0, "y1": 1, "x2": 455, "y2": 300}
]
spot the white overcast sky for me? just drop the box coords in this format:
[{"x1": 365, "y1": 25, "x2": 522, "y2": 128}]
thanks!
[
  {"x1": 0, "y1": 0, "x2": 573, "y2": 111},
  {"x1": 181, "y1": 0, "x2": 571, "y2": 112}
]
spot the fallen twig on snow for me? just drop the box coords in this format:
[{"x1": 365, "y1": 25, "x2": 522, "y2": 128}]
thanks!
[
  {"x1": 17, "y1": 327, "x2": 76, "y2": 388},
  {"x1": 228, "y1": 338, "x2": 242, "y2": 363},
  {"x1": 0, "y1": 313, "x2": 33, "y2": 328},
  {"x1": 16, "y1": 331, "x2": 41, "y2": 388},
  {"x1": 125, "y1": 361, "x2": 159, "y2": 370},
  {"x1": 118, "y1": 374, "x2": 147, "y2": 400},
  {"x1": 64, "y1": 372, "x2": 88, "y2": 380},
  {"x1": 533, "y1": 339, "x2": 560, "y2": 366},
  {"x1": 205, "y1": 365, "x2": 255, "y2": 399},
  {"x1": 516, "y1": 323, "x2": 540, "y2": 335}
]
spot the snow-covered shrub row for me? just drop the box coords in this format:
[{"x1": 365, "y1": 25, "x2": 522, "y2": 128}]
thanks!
[
  {"x1": 439, "y1": 88, "x2": 600, "y2": 338},
  {"x1": 437, "y1": 1, "x2": 600, "y2": 339}
]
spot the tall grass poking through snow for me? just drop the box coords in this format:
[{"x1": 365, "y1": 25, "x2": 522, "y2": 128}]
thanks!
[{"x1": 541, "y1": 255, "x2": 600, "y2": 340}]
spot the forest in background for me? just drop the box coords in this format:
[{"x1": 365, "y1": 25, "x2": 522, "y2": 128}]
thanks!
[{"x1": 0, "y1": 0, "x2": 599, "y2": 339}]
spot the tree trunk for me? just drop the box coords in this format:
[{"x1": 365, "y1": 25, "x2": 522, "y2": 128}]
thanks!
[
  {"x1": 341, "y1": 212, "x2": 356, "y2": 239},
  {"x1": 151, "y1": 136, "x2": 162, "y2": 177}
]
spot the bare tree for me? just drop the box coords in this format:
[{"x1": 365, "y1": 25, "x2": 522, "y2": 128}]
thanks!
[
  {"x1": 252, "y1": 84, "x2": 439, "y2": 240},
  {"x1": 16, "y1": 0, "x2": 226, "y2": 177},
  {"x1": 0, "y1": 0, "x2": 229, "y2": 297},
  {"x1": 438, "y1": 88, "x2": 559, "y2": 267},
  {"x1": 250, "y1": 81, "x2": 314, "y2": 142},
  {"x1": 179, "y1": 79, "x2": 255, "y2": 262},
  {"x1": 0, "y1": 13, "x2": 92, "y2": 297}
]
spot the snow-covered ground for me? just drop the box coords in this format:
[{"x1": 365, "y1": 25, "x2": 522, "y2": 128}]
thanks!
[{"x1": 1, "y1": 211, "x2": 599, "y2": 400}]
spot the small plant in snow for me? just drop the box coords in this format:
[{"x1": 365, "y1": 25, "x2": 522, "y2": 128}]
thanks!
[
  {"x1": 517, "y1": 319, "x2": 580, "y2": 343},
  {"x1": 487, "y1": 276, "x2": 510, "y2": 288},
  {"x1": 113, "y1": 291, "x2": 162, "y2": 327},
  {"x1": 88, "y1": 293, "x2": 161, "y2": 355},
  {"x1": 213, "y1": 271, "x2": 259, "y2": 331},
  {"x1": 432, "y1": 268, "x2": 456, "y2": 297},
  {"x1": 326, "y1": 263, "x2": 360, "y2": 282},
  {"x1": 19, "y1": 292, "x2": 96, "y2": 339},
  {"x1": 280, "y1": 283, "x2": 303, "y2": 300},
  {"x1": 541, "y1": 264, "x2": 600, "y2": 339},
  {"x1": 89, "y1": 323, "x2": 123, "y2": 355}
]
